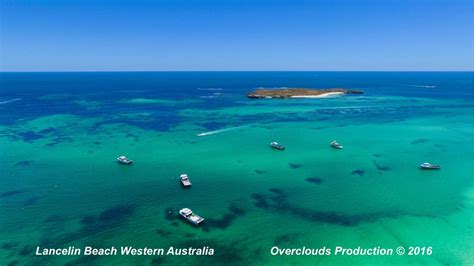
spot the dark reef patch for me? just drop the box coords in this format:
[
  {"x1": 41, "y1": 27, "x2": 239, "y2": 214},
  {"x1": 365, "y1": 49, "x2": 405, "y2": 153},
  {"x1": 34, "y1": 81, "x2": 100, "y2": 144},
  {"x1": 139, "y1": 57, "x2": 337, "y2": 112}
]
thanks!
[
  {"x1": 238, "y1": 113, "x2": 309, "y2": 124},
  {"x1": 288, "y1": 163, "x2": 303, "y2": 169},
  {"x1": 17, "y1": 131, "x2": 44, "y2": 142},
  {"x1": 156, "y1": 229, "x2": 173, "y2": 237},
  {"x1": 351, "y1": 169, "x2": 366, "y2": 176},
  {"x1": 23, "y1": 196, "x2": 40, "y2": 206},
  {"x1": 411, "y1": 138, "x2": 429, "y2": 144},
  {"x1": 229, "y1": 204, "x2": 246, "y2": 215},
  {"x1": 273, "y1": 234, "x2": 299, "y2": 245},
  {"x1": 90, "y1": 113, "x2": 181, "y2": 133},
  {"x1": 373, "y1": 154, "x2": 382, "y2": 158},
  {"x1": 1, "y1": 242, "x2": 18, "y2": 250},
  {"x1": 171, "y1": 221, "x2": 180, "y2": 227},
  {"x1": 202, "y1": 204, "x2": 246, "y2": 232},
  {"x1": 252, "y1": 193, "x2": 270, "y2": 209},
  {"x1": 80, "y1": 215, "x2": 97, "y2": 225},
  {"x1": 306, "y1": 177, "x2": 323, "y2": 184},
  {"x1": 126, "y1": 133, "x2": 139, "y2": 142},
  {"x1": 0, "y1": 190, "x2": 25, "y2": 198},
  {"x1": 39, "y1": 204, "x2": 138, "y2": 248},
  {"x1": 18, "y1": 245, "x2": 33, "y2": 256},
  {"x1": 201, "y1": 121, "x2": 228, "y2": 131},
  {"x1": 150, "y1": 257, "x2": 167, "y2": 265},
  {"x1": 251, "y1": 188, "x2": 403, "y2": 226},
  {"x1": 252, "y1": 188, "x2": 286, "y2": 210},
  {"x1": 46, "y1": 136, "x2": 73, "y2": 146},
  {"x1": 8, "y1": 127, "x2": 62, "y2": 144},
  {"x1": 373, "y1": 160, "x2": 391, "y2": 171},
  {"x1": 268, "y1": 188, "x2": 287, "y2": 208},
  {"x1": 15, "y1": 160, "x2": 33, "y2": 167},
  {"x1": 7, "y1": 260, "x2": 19, "y2": 266},
  {"x1": 255, "y1": 170, "x2": 266, "y2": 175},
  {"x1": 98, "y1": 204, "x2": 135, "y2": 222},
  {"x1": 38, "y1": 127, "x2": 56, "y2": 134}
]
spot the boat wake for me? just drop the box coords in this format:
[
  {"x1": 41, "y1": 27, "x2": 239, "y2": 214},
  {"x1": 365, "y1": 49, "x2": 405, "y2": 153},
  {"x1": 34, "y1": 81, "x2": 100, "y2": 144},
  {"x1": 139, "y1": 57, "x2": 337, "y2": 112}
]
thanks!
[
  {"x1": 407, "y1": 84, "x2": 437, "y2": 88},
  {"x1": 0, "y1": 98, "x2": 22, "y2": 105},
  {"x1": 197, "y1": 126, "x2": 245, "y2": 137},
  {"x1": 386, "y1": 83, "x2": 437, "y2": 89},
  {"x1": 392, "y1": 84, "x2": 436, "y2": 88}
]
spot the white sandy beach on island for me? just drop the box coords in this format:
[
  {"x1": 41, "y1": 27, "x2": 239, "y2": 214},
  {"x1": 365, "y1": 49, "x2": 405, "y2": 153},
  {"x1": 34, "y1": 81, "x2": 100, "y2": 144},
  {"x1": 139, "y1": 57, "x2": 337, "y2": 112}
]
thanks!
[{"x1": 290, "y1": 92, "x2": 345, "y2": 98}]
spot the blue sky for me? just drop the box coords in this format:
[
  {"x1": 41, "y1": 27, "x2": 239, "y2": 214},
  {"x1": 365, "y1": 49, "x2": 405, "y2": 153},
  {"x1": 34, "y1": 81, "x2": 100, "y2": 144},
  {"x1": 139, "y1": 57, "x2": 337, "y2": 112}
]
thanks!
[{"x1": 1, "y1": 0, "x2": 473, "y2": 71}]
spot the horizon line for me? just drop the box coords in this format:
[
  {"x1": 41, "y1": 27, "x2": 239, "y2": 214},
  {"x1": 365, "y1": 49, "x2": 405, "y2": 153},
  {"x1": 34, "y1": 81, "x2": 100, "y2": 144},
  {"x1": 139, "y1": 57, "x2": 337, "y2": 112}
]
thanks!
[{"x1": 1, "y1": 70, "x2": 473, "y2": 73}]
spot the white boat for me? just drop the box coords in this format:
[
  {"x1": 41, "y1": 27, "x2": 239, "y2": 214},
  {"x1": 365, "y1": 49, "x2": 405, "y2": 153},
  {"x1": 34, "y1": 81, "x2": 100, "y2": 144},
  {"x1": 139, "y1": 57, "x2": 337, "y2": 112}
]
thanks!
[
  {"x1": 270, "y1": 141, "x2": 285, "y2": 150},
  {"x1": 330, "y1": 140, "x2": 343, "y2": 149},
  {"x1": 117, "y1": 155, "x2": 133, "y2": 164},
  {"x1": 179, "y1": 208, "x2": 204, "y2": 225},
  {"x1": 420, "y1": 162, "x2": 441, "y2": 170},
  {"x1": 180, "y1": 174, "x2": 192, "y2": 187}
]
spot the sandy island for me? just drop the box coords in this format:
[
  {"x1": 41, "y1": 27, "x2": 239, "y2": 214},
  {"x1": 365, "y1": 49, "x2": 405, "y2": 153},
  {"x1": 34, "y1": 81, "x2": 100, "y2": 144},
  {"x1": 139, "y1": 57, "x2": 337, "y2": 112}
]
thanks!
[
  {"x1": 291, "y1": 92, "x2": 345, "y2": 98},
  {"x1": 247, "y1": 88, "x2": 363, "y2": 99}
]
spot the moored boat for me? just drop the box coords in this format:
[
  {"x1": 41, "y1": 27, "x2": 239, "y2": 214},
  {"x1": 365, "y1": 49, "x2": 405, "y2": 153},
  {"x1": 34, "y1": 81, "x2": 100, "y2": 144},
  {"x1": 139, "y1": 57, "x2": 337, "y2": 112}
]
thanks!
[
  {"x1": 419, "y1": 162, "x2": 441, "y2": 170},
  {"x1": 270, "y1": 141, "x2": 285, "y2": 150},
  {"x1": 179, "y1": 208, "x2": 204, "y2": 225},
  {"x1": 330, "y1": 140, "x2": 343, "y2": 149},
  {"x1": 180, "y1": 174, "x2": 192, "y2": 187},
  {"x1": 117, "y1": 155, "x2": 133, "y2": 164}
]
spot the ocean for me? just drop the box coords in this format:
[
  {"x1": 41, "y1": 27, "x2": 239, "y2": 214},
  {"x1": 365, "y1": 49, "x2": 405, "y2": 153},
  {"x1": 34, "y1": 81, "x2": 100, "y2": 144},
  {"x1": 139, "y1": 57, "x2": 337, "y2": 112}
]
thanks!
[{"x1": 1, "y1": 71, "x2": 473, "y2": 265}]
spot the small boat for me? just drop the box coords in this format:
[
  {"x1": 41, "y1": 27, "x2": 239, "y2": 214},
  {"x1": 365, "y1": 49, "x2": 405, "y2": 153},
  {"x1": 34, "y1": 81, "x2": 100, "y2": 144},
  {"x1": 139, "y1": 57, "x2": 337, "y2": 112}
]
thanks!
[
  {"x1": 419, "y1": 162, "x2": 441, "y2": 170},
  {"x1": 180, "y1": 174, "x2": 192, "y2": 187},
  {"x1": 330, "y1": 140, "x2": 343, "y2": 149},
  {"x1": 179, "y1": 208, "x2": 204, "y2": 225},
  {"x1": 117, "y1": 155, "x2": 133, "y2": 164},
  {"x1": 270, "y1": 142, "x2": 285, "y2": 150}
]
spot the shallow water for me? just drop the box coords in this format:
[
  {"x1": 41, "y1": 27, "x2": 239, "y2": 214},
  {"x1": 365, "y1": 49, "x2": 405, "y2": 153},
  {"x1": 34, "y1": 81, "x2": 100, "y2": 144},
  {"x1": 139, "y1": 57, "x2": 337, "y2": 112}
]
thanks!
[{"x1": 0, "y1": 72, "x2": 473, "y2": 265}]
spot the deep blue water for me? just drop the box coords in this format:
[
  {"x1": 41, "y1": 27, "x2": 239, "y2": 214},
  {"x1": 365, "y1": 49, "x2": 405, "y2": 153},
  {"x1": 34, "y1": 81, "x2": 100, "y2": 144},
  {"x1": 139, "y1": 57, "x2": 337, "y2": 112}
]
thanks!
[
  {"x1": 2, "y1": 71, "x2": 473, "y2": 96},
  {"x1": 1, "y1": 71, "x2": 473, "y2": 129}
]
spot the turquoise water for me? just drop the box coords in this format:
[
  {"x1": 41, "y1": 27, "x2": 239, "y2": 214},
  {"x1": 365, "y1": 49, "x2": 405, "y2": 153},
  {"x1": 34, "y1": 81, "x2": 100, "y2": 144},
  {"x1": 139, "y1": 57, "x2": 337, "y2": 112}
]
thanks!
[{"x1": 1, "y1": 72, "x2": 473, "y2": 265}]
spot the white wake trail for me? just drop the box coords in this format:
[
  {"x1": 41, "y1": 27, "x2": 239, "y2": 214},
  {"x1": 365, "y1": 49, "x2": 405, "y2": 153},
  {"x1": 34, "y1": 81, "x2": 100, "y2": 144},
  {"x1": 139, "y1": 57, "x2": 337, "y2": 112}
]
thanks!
[
  {"x1": 0, "y1": 98, "x2": 22, "y2": 105},
  {"x1": 197, "y1": 125, "x2": 246, "y2": 137}
]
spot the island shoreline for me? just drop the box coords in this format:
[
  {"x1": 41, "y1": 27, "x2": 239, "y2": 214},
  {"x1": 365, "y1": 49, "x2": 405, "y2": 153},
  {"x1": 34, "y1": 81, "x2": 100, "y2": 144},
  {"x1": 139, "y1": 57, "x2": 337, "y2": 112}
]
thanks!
[{"x1": 247, "y1": 88, "x2": 363, "y2": 99}]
